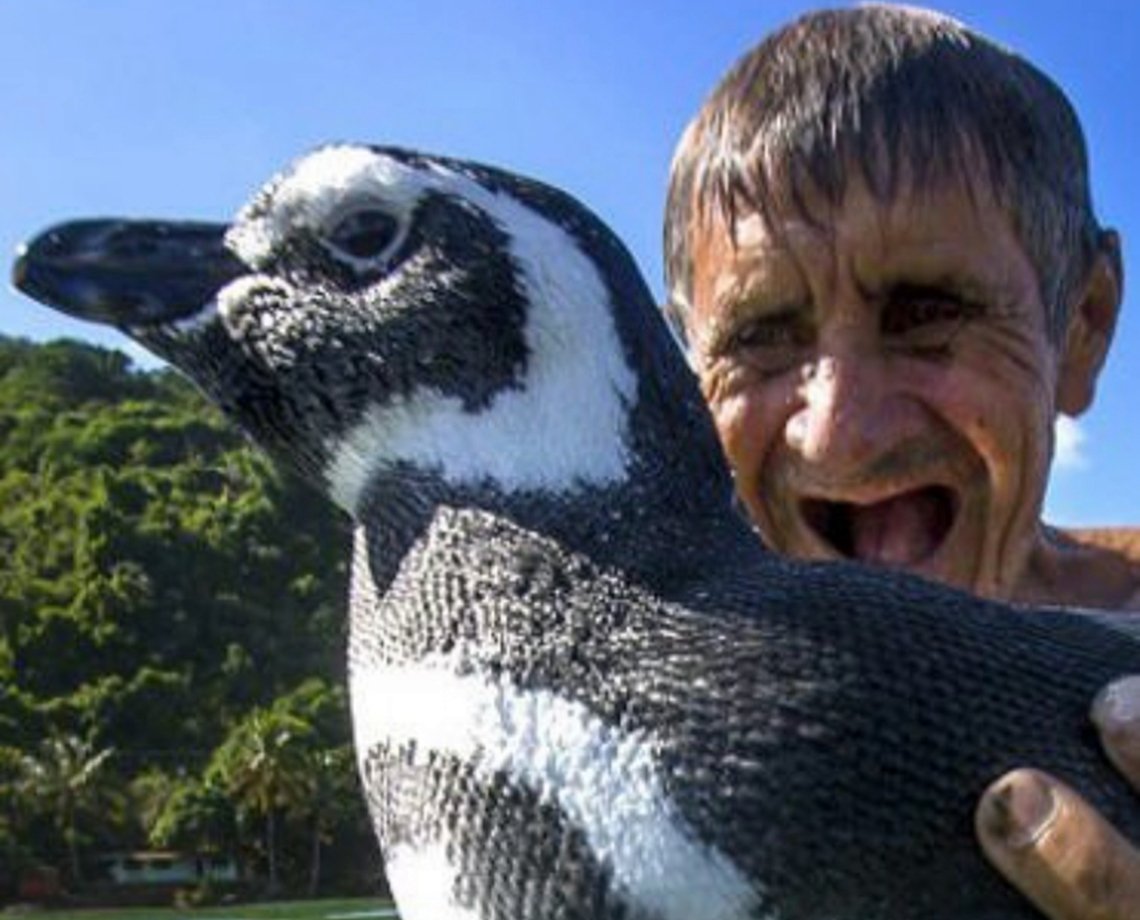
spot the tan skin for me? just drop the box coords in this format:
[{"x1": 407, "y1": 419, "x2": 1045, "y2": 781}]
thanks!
[
  {"x1": 687, "y1": 172, "x2": 1136, "y2": 609},
  {"x1": 681, "y1": 167, "x2": 1140, "y2": 917}
]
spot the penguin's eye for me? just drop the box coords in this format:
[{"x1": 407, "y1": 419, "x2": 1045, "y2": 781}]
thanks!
[{"x1": 326, "y1": 209, "x2": 400, "y2": 262}]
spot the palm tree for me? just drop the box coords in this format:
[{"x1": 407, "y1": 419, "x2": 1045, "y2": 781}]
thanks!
[
  {"x1": 305, "y1": 744, "x2": 357, "y2": 896},
  {"x1": 210, "y1": 705, "x2": 314, "y2": 895},
  {"x1": 15, "y1": 734, "x2": 115, "y2": 884}
]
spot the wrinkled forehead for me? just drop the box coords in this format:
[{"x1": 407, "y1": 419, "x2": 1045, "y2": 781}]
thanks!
[{"x1": 226, "y1": 145, "x2": 452, "y2": 265}]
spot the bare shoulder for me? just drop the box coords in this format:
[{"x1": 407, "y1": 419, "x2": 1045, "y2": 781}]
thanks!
[
  {"x1": 1054, "y1": 526, "x2": 1140, "y2": 611},
  {"x1": 1062, "y1": 526, "x2": 1140, "y2": 562}
]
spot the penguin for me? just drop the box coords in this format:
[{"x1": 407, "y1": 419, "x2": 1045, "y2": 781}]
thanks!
[{"x1": 14, "y1": 143, "x2": 1140, "y2": 920}]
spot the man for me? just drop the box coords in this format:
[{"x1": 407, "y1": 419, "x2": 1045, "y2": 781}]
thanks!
[{"x1": 661, "y1": 6, "x2": 1140, "y2": 917}]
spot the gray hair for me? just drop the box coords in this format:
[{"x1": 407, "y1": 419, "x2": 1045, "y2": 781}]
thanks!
[{"x1": 664, "y1": 5, "x2": 1102, "y2": 346}]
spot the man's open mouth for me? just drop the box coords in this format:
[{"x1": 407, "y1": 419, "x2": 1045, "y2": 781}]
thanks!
[{"x1": 800, "y1": 485, "x2": 958, "y2": 567}]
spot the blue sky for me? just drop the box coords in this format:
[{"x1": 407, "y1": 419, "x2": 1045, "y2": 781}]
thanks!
[{"x1": 0, "y1": 1, "x2": 1135, "y2": 525}]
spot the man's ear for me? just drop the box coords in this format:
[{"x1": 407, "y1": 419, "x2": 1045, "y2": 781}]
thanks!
[{"x1": 1056, "y1": 230, "x2": 1124, "y2": 416}]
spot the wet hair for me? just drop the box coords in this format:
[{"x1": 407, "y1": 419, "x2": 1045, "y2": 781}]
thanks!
[{"x1": 664, "y1": 5, "x2": 1102, "y2": 346}]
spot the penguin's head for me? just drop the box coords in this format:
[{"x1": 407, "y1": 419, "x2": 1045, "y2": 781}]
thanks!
[{"x1": 14, "y1": 145, "x2": 653, "y2": 516}]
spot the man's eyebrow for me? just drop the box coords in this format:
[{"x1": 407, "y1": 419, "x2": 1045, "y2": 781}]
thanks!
[
  {"x1": 866, "y1": 253, "x2": 1008, "y2": 301},
  {"x1": 711, "y1": 265, "x2": 803, "y2": 314}
]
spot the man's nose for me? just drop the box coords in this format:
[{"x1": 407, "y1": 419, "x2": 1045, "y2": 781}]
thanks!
[{"x1": 785, "y1": 346, "x2": 911, "y2": 472}]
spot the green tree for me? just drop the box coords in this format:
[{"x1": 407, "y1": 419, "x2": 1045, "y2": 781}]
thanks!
[
  {"x1": 148, "y1": 774, "x2": 240, "y2": 860},
  {"x1": 14, "y1": 734, "x2": 117, "y2": 884},
  {"x1": 0, "y1": 746, "x2": 36, "y2": 896},
  {"x1": 304, "y1": 744, "x2": 359, "y2": 896},
  {"x1": 266, "y1": 679, "x2": 360, "y2": 896},
  {"x1": 0, "y1": 336, "x2": 364, "y2": 889},
  {"x1": 209, "y1": 703, "x2": 315, "y2": 894}
]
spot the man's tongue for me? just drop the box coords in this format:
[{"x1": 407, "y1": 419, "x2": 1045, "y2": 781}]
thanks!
[{"x1": 849, "y1": 489, "x2": 948, "y2": 566}]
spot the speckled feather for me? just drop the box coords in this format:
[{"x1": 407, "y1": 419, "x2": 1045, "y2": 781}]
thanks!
[{"x1": 14, "y1": 144, "x2": 1140, "y2": 920}]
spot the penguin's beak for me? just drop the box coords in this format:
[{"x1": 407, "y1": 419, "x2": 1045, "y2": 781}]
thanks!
[{"x1": 12, "y1": 219, "x2": 246, "y2": 327}]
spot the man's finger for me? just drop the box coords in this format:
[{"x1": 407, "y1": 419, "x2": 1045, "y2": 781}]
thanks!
[
  {"x1": 1092, "y1": 675, "x2": 1140, "y2": 787},
  {"x1": 975, "y1": 767, "x2": 1140, "y2": 920}
]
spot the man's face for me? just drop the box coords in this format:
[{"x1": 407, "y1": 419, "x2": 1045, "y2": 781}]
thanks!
[{"x1": 686, "y1": 172, "x2": 1061, "y2": 600}]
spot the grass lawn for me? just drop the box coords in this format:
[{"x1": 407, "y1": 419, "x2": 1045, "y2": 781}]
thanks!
[{"x1": 7, "y1": 899, "x2": 398, "y2": 920}]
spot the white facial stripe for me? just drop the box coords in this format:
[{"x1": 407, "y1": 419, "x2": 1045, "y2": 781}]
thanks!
[
  {"x1": 323, "y1": 156, "x2": 638, "y2": 513},
  {"x1": 351, "y1": 660, "x2": 760, "y2": 920},
  {"x1": 226, "y1": 145, "x2": 427, "y2": 268}
]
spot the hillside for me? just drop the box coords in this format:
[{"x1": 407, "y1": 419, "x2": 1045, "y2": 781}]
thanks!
[{"x1": 0, "y1": 336, "x2": 377, "y2": 900}]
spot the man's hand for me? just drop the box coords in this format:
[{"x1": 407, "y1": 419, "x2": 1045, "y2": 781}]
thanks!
[{"x1": 975, "y1": 676, "x2": 1140, "y2": 919}]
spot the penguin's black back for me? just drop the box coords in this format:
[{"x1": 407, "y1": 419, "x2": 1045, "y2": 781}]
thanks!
[{"x1": 354, "y1": 506, "x2": 1140, "y2": 920}]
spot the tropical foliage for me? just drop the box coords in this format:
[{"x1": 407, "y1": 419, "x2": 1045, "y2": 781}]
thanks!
[{"x1": 0, "y1": 336, "x2": 377, "y2": 899}]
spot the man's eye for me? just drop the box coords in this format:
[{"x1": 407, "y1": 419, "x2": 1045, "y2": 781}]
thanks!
[
  {"x1": 326, "y1": 209, "x2": 400, "y2": 262},
  {"x1": 735, "y1": 320, "x2": 797, "y2": 348},
  {"x1": 881, "y1": 286, "x2": 983, "y2": 354},
  {"x1": 722, "y1": 315, "x2": 810, "y2": 374}
]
